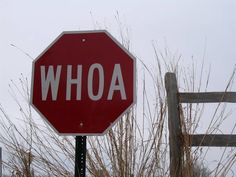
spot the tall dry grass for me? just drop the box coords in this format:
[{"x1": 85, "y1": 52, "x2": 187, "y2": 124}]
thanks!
[{"x1": 0, "y1": 61, "x2": 169, "y2": 176}]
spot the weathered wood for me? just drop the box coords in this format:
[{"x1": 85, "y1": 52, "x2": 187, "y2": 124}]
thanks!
[
  {"x1": 179, "y1": 92, "x2": 236, "y2": 103},
  {"x1": 165, "y1": 72, "x2": 236, "y2": 176},
  {"x1": 190, "y1": 134, "x2": 236, "y2": 147},
  {"x1": 165, "y1": 72, "x2": 183, "y2": 177}
]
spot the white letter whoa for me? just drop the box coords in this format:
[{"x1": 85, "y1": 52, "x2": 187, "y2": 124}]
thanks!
[
  {"x1": 108, "y1": 64, "x2": 127, "y2": 100},
  {"x1": 40, "y1": 65, "x2": 62, "y2": 101},
  {"x1": 88, "y1": 63, "x2": 104, "y2": 101},
  {"x1": 66, "y1": 65, "x2": 82, "y2": 100}
]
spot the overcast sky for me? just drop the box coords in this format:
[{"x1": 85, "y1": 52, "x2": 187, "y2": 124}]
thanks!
[
  {"x1": 1, "y1": 0, "x2": 236, "y2": 174},
  {"x1": 1, "y1": 0, "x2": 236, "y2": 87}
]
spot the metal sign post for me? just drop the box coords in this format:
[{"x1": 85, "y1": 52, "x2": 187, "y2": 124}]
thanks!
[
  {"x1": 0, "y1": 147, "x2": 2, "y2": 177},
  {"x1": 30, "y1": 30, "x2": 136, "y2": 177},
  {"x1": 75, "y1": 136, "x2": 87, "y2": 177}
]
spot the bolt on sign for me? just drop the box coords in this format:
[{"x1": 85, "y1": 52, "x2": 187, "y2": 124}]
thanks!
[{"x1": 31, "y1": 30, "x2": 136, "y2": 135}]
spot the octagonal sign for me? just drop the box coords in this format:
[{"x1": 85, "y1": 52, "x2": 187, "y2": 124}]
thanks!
[{"x1": 31, "y1": 30, "x2": 136, "y2": 135}]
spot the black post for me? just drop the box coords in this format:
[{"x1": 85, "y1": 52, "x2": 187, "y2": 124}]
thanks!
[
  {"x1": 75, "y1": 136, "x2": 87, "y2": 177},
  {"x1": 0, "y1": 147, "x2": 2, "y2": 177}
]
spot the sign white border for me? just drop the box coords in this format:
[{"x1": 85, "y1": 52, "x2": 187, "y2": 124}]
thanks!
[{"x1": 30, "y1": 30, "x2": 136, "y2": 136}]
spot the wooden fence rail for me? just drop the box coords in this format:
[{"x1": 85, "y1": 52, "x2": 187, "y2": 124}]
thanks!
[
  {"x1": 165, "y1": 72, "x2": 236, "y2": 177},
  {"x1": 190, "y1": 134, "x2": 236, "y2": 147},
  {"x1": 179, "y1": 92, "x2": 236, "y2": 103}
]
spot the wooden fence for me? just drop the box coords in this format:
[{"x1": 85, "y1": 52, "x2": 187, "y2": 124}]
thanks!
[{"x1": 165, "y1": 72, "x2": 236, "y2": 177}]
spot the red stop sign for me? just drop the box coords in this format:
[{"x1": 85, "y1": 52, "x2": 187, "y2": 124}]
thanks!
[{"x1": 30, "y1": 30, "x2": 136, "y2": 135}]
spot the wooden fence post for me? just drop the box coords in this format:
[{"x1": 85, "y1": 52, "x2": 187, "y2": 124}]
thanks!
[{"x1": 165, "y1": 72, "x2": 183, "y2": 177}]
